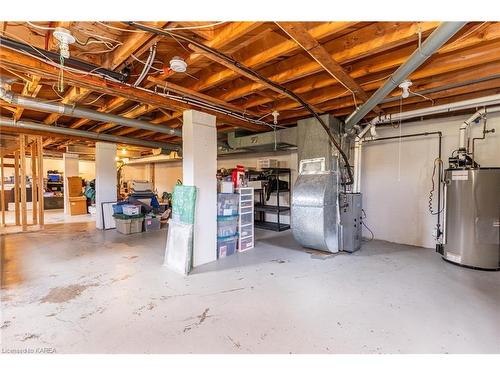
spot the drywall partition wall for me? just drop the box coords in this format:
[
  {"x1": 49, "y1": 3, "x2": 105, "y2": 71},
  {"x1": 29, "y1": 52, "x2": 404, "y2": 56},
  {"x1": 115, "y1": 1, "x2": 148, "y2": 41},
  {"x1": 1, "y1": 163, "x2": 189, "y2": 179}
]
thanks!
[
  {"x1": 183, "y1": 110, "x2": 217, "y2": 267},
  {"x1": 95, "y1": 142, "x2": 117, "y2": 230},
  {"x1": 361, "y1": 113, "x2": 500, "y2": 249},
  {"x1": 63, "y1": 153, "x2": 79, "y2": 215}
]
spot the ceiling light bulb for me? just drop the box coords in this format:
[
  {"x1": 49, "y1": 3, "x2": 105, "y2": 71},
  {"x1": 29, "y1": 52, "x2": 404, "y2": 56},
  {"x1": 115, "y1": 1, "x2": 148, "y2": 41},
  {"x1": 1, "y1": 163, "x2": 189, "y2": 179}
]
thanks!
[
  {"x1": 272, "y1": 110, "x2": 280, "y2": 125},
  {"x1": 399, "y1": 79, "x2": 413, "y2": 99},
  {"x1": 121, "y1": 147, "x2": 127, "y2": 155}
]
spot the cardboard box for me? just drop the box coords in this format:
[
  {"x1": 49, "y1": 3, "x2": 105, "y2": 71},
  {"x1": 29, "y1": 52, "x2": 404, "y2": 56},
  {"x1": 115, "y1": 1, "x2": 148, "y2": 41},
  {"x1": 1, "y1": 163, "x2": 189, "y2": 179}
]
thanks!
[
  {"x1": 69, "y1": 196, "x2": 87, "y2": 215},
  {"x1": 247, "y1": 180, "x2": 264, "y2": 190},
  {"x1": 218, "y1": 180, "x2": 234, "y2": 194},
  {"x1": 66, "y1": 176, "x2": 83, "y2": 197},
  {"x1": 257, "y1": 158, "x2": 279, "y2": 170}
]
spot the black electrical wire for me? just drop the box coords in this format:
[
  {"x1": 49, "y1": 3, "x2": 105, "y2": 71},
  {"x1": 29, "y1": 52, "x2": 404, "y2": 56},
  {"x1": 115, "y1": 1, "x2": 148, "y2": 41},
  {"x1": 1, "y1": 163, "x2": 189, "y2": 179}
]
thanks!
[
  {"x1": 125, "y1": 21, "x2": 354, "y2": 185},
  {"x1": 361, "y1": 209, "x2": 374, "y2": 242},
  {"x1": 428, "y1": 158, "x2": 444, "y2": 216}
]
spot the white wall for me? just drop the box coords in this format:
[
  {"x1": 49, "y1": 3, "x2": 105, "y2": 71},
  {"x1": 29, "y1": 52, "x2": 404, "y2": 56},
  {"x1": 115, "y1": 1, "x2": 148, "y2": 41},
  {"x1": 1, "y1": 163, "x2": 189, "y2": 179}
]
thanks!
[
  {"x1": 154, "y1": 162, "x2": 182, "y2": 194},
  {"x1": 361, "y1": 113, "x2": 500, "y2": 249},
  {"x1": 2, "y1": 157, "x2": 95, "y2": 181},
  {"x1": 121, "y1": 164, "x2": 147, "y2": 182}
]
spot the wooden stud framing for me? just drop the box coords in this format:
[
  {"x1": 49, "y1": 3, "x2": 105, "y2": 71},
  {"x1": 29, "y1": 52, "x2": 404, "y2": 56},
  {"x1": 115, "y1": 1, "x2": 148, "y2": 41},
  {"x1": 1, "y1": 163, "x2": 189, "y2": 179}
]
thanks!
[
  {"x1": 31, "y1": 140, "x2": 38, "y2": 225},
  {"x1": 19, "y1": 135, "x2": 28, "y2": 229},
  {"x1": 37, "y1": 136, "x2": 44, "y2": 226},
  {"x1": 13, "y1": 150, "x2": 20, "y2": 226},
  {"x1": 0, "y1": 155, "x2": 5, "y2": 226}
]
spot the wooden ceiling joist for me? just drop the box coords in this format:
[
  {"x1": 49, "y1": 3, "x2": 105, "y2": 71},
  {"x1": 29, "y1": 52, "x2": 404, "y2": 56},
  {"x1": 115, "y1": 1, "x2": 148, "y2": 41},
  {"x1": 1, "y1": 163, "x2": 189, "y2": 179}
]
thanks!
[
  {"x1": 103, "y1": 21, "x2": 169, "y2": 70},
  {"x1": 0, "y1": 48, "x2": 268, "y2": 132},
  {"x1": 43, "y1": 86, "x2": 91, "y2": 125},
  {"x1": 189, "y1": 22, "x2": 359, "y2": 93},
  {"x1": 13, "y1": 74, "x2": 41, "y2": 121},
  {"x1": 276, "y1": 22, "x2": 383, "y2": 114},
  {"x1": 149, "y1": 21, "x2": 264, "y2": 84},
  {"x1": 187, "y1": 43, "x2": 324, "y2": 114},
  {"x1": 2, "y1": 21, "x2": 500, "y2": 153},
  {"x1": 215, "y1": 22, "x2": 441, "y2": 103}
]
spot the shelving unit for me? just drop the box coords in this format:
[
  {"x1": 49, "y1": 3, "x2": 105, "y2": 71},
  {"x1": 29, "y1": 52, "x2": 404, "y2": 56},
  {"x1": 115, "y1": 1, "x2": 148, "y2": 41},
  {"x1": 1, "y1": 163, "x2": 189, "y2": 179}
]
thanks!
[
  {"x1": 237, "y1": 187, "x2": 254, "y2": 251},
  {"x1": 248, "y1": 168, "x2": 291, "y2": 232}
]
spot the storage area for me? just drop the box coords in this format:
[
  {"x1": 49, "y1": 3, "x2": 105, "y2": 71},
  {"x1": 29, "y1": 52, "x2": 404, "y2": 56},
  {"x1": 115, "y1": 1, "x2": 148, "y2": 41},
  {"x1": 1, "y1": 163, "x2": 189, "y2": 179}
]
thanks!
[{"x1": 1, "y1": 14, "x2": 499, "y2": 363}]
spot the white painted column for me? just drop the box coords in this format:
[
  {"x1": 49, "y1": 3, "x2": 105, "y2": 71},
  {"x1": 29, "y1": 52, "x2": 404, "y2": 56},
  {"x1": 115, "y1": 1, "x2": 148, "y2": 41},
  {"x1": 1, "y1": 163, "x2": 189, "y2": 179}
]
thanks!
[
  {"x1": 95, "y1": 142, "x2": 117, "y2": 229},
  {"x1": 182, "y1": 110, "x2": 217, "y2": 267},
  {"x1": 63, "y1": 153, "x2": 79, "y2": 214}
]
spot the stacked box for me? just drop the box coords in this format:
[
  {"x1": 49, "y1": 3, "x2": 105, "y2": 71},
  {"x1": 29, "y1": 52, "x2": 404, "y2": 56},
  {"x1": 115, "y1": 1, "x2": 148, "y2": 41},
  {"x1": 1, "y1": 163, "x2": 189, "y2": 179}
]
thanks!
[
  {"x1": 217, "y1": 215, "x2": 238, "y2": 237},
  {"x1": 217, "y1": 235, "x2": 238, "y2": 258},
  {"x1": 66, "y1": 176, "x2": 83, "y2": 197},
  {"x1": 145, "y1": 216, "x2": 161, "y2": 231},
  {"x1": 217, "y1": 193, "x2": 239, "y2": 216},
  {"x1": 122, "y1": 204, "x2": 140, "y2": 216},
  {"x1": 69, "y1": 196, "x2": 87, "y2": 215},
  {"x1": 217, "y1": 193, "x2": 239, "y2": 258},
  {"x1": 115, "y1": 216, "x2": 144, "y2": 235}
]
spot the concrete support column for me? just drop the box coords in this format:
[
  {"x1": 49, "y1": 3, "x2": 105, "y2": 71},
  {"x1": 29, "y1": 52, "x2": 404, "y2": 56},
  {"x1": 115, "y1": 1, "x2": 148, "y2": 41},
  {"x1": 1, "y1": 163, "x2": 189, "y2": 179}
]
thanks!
[
  {"x1": 182, "y1": 110, "x2": 217, "y2": 267},
  {"x1": 95, "y1": 142, "x2": 117, "y2": 229},
  {"x1": 63, "y1": 153, "x2": 79, "y2": 215}
]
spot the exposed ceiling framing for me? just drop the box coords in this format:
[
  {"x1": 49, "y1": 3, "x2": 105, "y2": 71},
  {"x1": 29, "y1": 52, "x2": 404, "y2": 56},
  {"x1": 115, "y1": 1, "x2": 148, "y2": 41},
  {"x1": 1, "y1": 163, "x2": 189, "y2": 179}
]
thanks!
[{"x1": 0, "y1": 21, "x2": 499, "y2": 156}]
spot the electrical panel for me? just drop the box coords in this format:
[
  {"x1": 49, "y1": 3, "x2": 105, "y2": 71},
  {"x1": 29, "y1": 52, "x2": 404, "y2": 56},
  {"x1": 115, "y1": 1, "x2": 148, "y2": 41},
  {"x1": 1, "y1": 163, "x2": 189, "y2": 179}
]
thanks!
[{"x1": 339, "y1": 193, "x2": 362, "y2": 253}]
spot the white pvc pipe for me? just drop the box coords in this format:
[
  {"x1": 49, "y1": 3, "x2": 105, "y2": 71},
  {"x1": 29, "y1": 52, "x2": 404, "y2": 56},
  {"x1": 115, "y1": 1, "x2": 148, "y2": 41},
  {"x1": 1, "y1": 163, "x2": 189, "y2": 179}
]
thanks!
[
  {"x1": 352, "y1": 95, "x2": 500, "y2": 193},
  {"x1": 373, "y1": 94, "x2": 500, "y2": 126},
  {"x1": 459, "y1": 105, "x2": 500, "y2": 151}
]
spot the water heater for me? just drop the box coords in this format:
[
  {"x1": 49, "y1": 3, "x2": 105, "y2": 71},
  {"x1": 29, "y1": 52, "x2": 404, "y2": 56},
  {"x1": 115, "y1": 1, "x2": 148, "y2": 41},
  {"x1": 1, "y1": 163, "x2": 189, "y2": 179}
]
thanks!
[{"x1": 439, "y1": 168, "x2": 500, "y2": 270}]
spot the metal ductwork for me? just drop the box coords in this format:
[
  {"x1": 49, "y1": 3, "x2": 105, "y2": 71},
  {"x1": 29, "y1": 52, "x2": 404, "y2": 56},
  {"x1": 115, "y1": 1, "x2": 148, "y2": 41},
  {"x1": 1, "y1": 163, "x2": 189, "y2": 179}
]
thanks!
[
  {"x1": 0, "y1": 117, "x2": 181, "y2": 153},
  {"x1": 291, "y1": 115, "x2": 351, "y2": 253},
  {"x1": 345, "y1": 22, "x2": 466, "y2": 129},
  {"x1": 226, "y1": 127, "x2": 297, "y2": 152},
  {"x1": 0, "y1": 88, "x2": 181, "y2": 137}
]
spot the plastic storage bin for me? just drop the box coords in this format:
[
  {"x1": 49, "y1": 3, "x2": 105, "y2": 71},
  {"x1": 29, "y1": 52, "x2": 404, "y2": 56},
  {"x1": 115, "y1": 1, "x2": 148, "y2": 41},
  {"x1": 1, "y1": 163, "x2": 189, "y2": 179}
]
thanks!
[
  {"x1": 217, "y1": 193, "x2": 239, "y2": 216},
  {"x1": 217, "y1": 215, "x2": 238, "y2": 237},
  {"x1": 122, "y1": 204, "x2": 140, "y2": 216},
  {"x1": 240, "y1": 206, "x2": 253, "y2": 214},
  {"x1": 217, "y1": 235, "x2": 238, "y2": 258},
  {"x1": 239, "y1": 223, "x2": 253, "y2": 238},
  {"x1": 239, "y1": 236, "x2": 254, "y2": 252},
  {"x1": 240, "y1": 212, "x2": 253, "y2": 226},
  {"x1": 115, "y1": 217, "x2": 131, "y2": 234},
  {"x1": 129, "y1": 217, "x2": 144, "y2": 233},
  {"x1": 144, "y1": 216, "x2": 161, "y2": 231},
  {"x1": 115, "y1": 216, "x2": 144, "y2": 234}
]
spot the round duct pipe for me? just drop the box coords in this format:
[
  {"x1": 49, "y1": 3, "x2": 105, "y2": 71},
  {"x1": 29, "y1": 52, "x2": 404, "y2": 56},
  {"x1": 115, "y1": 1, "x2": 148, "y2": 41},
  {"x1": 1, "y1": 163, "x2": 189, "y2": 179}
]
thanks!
[{"x1": 0, "y1": 116, "x2": 181, "y2": 153}]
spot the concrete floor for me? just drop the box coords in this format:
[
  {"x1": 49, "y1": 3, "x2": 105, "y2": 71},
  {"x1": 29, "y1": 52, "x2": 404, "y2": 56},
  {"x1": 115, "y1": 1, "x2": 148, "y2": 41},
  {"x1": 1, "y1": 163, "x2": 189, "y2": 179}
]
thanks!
[
  {"x1": 0, "y1": 209, "x2": 95, "y2": 235},
  {"x1": 1, "y1": 223, "x2": 499, "y2": 354}
]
